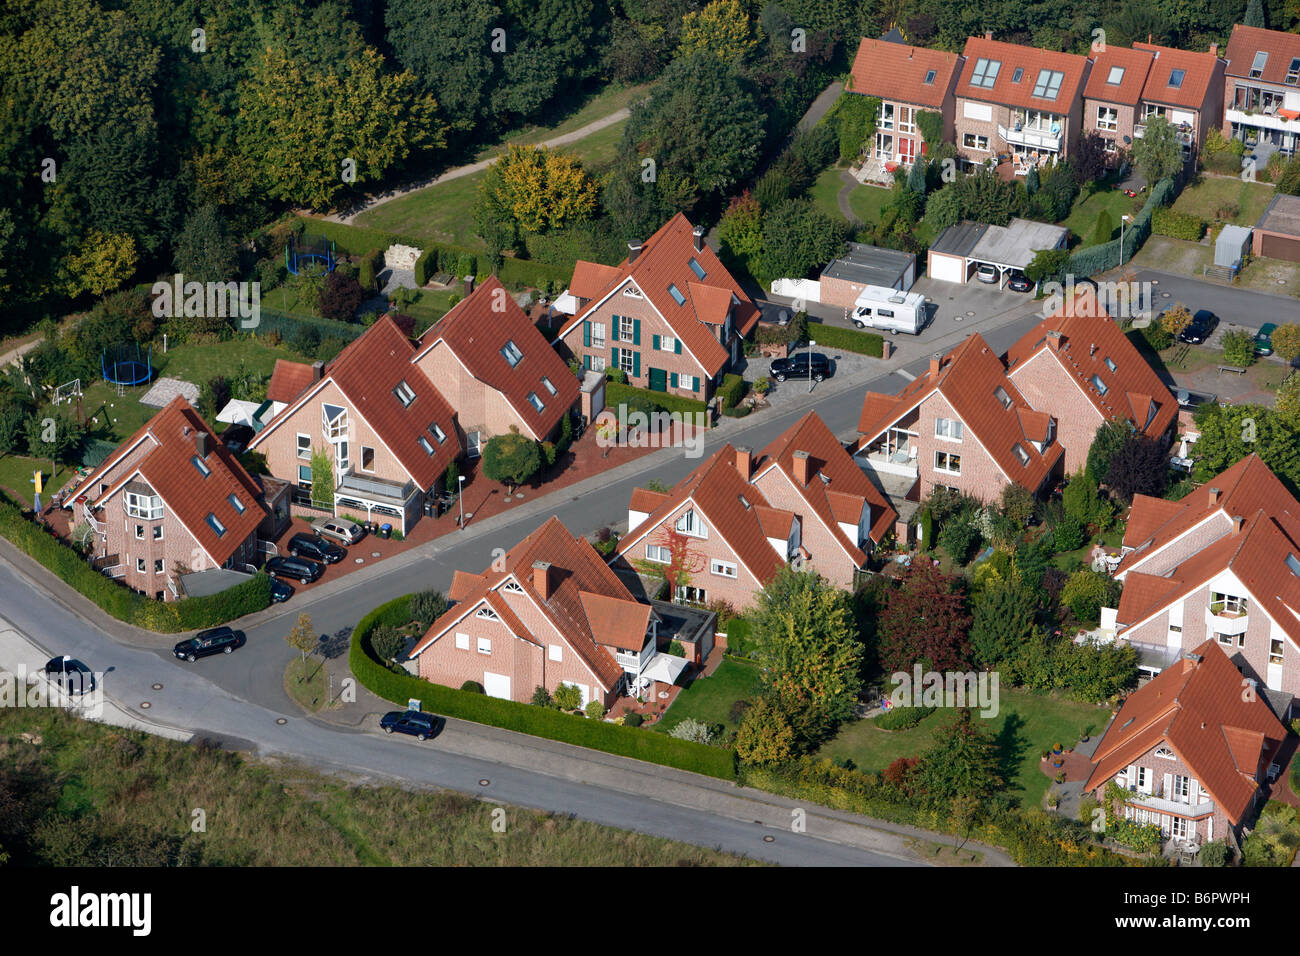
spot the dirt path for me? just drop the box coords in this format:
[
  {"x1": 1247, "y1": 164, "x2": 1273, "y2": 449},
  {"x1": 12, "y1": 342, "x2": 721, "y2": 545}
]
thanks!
[{"x1": 328, "y1": 107, "x2": 635, "y2": 225}]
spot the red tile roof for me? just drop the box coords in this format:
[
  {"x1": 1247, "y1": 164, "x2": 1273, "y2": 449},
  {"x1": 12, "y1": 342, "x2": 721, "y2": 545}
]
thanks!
[
  {"x1": 629, "y1": 488, "x2": 670, "y2": 515},
  {"x1": 1085, "y1": 640, "x2": 1287, "y2": 825},
  {"x1": 267, "y1": 360, "x2": 316, "y2": 404},
  {"x1": 416, "y1": 276, "x2": 579, "y2": 441},
  {"x1": 848, "y1": 37, "x2": 963, "y2": 109},
  {"x1": 559, "y1": 213, "x2": 760, "y2": 378},
  {"x1": 1084, "y1": 46, "x2": 1154, "y2": 106},
  {"x1": 1133, "y1": 42, "x2": 1223, "y2": 110},
  {"x1": 1004, "y1": 287, "x2": 1177, "y2": 442},
  {"x1": 413, "y1": 517, "x2": 643, "y2": 690},
  {"x1": 1223, "y1": 24, "x2": 1300, "y2": 83},
  {"x1": 85, "y1": 397, "x2": 267, "y2": 566},
  {"x1": 956, "y1": 37, "x2": 1091, "y2": 112},
  {"x1": 1123, "y1": 493, "x2": 1185, "y2": 548}
]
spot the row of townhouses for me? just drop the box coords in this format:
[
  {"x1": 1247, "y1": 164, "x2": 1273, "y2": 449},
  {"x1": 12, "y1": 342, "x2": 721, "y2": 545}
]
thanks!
[{"x1": 850, "y1": 23, "x2": 1300, "y2": 175}]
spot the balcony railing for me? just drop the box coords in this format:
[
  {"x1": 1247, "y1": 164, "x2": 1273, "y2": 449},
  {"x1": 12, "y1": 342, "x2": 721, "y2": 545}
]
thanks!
[
  {"x1": 999, "y1": 123, "x2": 1062, "y2": 151},
  {"x1": 336, "y1": 472, "x2": 419, "y2": 506},
  {"x1": 1122, "y1": 639, "x2": 1183, "y2": 671},
  {"x1": 1226, "y1": 106, "x2": 1300, "y2": 133},
  {"x1": 1207, "y1": 607, "x2": 1249, "y2": 636},
  {"x1": 1126, "y1": 789, "x2": 1216, "y2": 819}
]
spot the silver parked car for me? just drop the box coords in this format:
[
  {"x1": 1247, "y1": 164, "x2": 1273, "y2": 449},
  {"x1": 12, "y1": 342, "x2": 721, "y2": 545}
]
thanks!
[{"x1": 311, "y1": 517, "x2": 366, "y2": 545}]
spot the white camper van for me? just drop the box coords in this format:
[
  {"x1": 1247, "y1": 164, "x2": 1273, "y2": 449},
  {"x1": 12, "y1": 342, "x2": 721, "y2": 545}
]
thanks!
[{"x1": 850, "y1": 286, "x2": 927, "y2": 335}]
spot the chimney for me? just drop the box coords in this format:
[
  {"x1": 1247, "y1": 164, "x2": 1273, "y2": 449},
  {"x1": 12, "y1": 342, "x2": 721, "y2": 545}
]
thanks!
[
  {"x1": 311, "y1": 360, "x2": 324, "y2": 383},
  {"x1": 1046, "y1": 330, "x2": 1062, "y2": 351},
  {"x1": 1210, "y1": 42, "x2": 1219, "y2": 58},
  {"x1": 628, "y1": 239, "x2": 643, "y2": 263},
  {"x1": 792, "y1": 450, "x2": 812, "y2": 486},
  {"x1": 195, "y1": 432, "x2": 209, "y2": 458},
  {"x1": 908, "y1": 47, "x2": 914, "y2": 59},
  {"x1": 1232, "y1": 514, "x2": 1245, "y2": 534},
  {"x1": 462, "y1": 275, "x2": 475, "y2": 298},
  {"x1": 1089, "y1": 343, "x2": 1097, "y2": 356},
  {"x1": 1208, "y1": 486, "x2": 1221, "y2": 506},
  {"x1": 929, "y1": 352, "x2": 942, "y2": 377},
  {"x1": 984, "y1": 31, "x2": 993, "y2": 40},
  {"x1": 532, "y1": 561, "x2": 552, "y2": 601},
  {"x1": 735, "y1": 445, "x2": 753, "y2": 482},
  {"x1": 692, "y1": 225, "x2": 704, "y2": 253}
]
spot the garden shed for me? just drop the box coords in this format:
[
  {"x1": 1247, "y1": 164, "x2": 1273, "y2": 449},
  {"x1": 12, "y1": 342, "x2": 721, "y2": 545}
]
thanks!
[{"x1": 1215, "y1": 224, "x2": 1252, "y2": 269}]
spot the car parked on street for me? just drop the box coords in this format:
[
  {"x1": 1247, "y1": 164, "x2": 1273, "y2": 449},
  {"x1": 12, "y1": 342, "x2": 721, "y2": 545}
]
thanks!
[
  {"x1": 42, "y1": 656, "x2": 96, "y2": 695},
  {"x1": 380, "y1": 710, "x2": 440, "y2": 741},
  {"x1": 287, "y1": 533, "x2": 345, "y2": 564},
  {"x1": 1177, "y1": 309, "x2": 1219, "y2": 344},
  {"x1": 173, "y1": 626, "x2": 244, "y2": 662},
  {"x1": 1255, "y1": 322, "x2": 1276, "y2": 356},
  {"x1": 769, "y1": 351, "x2": 833, "y2": 383},
  {"x1": 265, "y1": 555, "x2": 323, "y2": 584},
  {"x1": 269, "y1": 578, "x2": 294, "y2": 603},
  {"x1": 311, "y1": 517, "x2": 366, "y2": 545}
]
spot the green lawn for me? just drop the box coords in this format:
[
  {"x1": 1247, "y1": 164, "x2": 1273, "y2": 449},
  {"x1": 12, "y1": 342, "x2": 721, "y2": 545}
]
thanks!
[
  {"x1": 0, "y1": 455, "x2": 73, "y2": 503},
  {"x1": 1049, "y1": 529, "x2": 1123, "y2": 570},
  {"x1": 1061, "y1": 184, "x2": 1145, "y2": 247},
  {"x1": 653, "y1": 658, "x2": 765, "y2": 738},
  {"x1": 1171, "y1": 176, "x2": 1274, "y2": 227},
  {"x1": 816, "y1": 688, "x2": 1105, "y2": 808}
]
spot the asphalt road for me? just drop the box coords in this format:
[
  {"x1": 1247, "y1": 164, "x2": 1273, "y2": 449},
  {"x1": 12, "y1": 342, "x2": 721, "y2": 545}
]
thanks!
[{"x1": 1133, "y1": 269, "x2": 1300, "y2": 330}]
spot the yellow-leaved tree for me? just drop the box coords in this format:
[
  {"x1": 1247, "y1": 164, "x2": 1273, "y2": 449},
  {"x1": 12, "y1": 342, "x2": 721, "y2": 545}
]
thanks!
[
  {"x1": 679, "y1": 0, "x2": 760, "y2": 62},
  {"x1": 483, "y1": 144, "x2": 599, "y2": 233},
  {"x1": 63, "y1": 230, "x2": 137, "y2": 298}
]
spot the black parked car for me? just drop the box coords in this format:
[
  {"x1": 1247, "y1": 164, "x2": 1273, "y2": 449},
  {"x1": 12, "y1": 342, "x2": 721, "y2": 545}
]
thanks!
[
  {"x1": 1177, "y1": 309, "x2": 1219, "y2": 344},
  {"x1": 265, "y1": 555, "x2": 323, "y2": 584},
  {"x1": 1006, "y1": 271, "x2": 1034, "y2": 292},
  {"x1": 769, "y1": 351, "x2": 833, "y2": 383},
  {"x1": 380, "y1": 710, "x2": 440, "y2": 741},
  {"x1": 173, "y1": 626, "x2": 244, "y2": 662},
  {"x1": 43, "y1": 656, "x2": 96, "y2": 695},
  {"x1": 269, "y1": 578, "x2": 294, "y2": 603},
  {"x1": 287, "y1": 533, "x2": 345, "y2": 564}
]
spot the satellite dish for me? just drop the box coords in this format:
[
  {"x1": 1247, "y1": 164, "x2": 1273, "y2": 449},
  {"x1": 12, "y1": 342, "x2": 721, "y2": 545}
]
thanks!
[
  {"x1": 1176, "y1": 388, "x2": 1190, "y2": 404},
  {"x1": 778, "y1": 309, "x2": 790, "y2": 326}
]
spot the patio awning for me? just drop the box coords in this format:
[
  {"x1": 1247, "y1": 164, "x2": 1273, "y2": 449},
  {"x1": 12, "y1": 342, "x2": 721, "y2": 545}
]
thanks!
[{"x1": 639, "y1": 653, "x2": 689, "y2": 685}]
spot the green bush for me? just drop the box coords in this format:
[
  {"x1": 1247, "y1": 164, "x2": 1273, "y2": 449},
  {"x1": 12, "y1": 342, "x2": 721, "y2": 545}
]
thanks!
[
  {"x1": 605, "y1": 382, "x2": 708, "y2": 424},
  {"x1": 717, "y1": 373, "x2": 747, "y2": 409},
  {"x1": 460, "y1": 680, "x2": 485, "y2": 694},
  {"x1": 172, "y1": 573, "x2": 272, "y2": 631},
  {"x1": 1222, "y1": 328, "x2": 1256, "y2": 367},
  {"x1": 803, "y1": 323, "x2": 884, "y2": 357},
  {"x1": 1151, "y1": 207, "x2": 1205, "y2": 241},
  {"x1": 414, "y1": 249, "x2": 434, "y2": 287},
  {"x1": 1066, "y1": 177, "x2": 1176, "y2": 277},
  {"x1": 873, "y1": 705, "x2": 934, "y2": 730},
  {"x1": 724, "y1": 617, "x2": 754, "y2": 658},
  {"x1": 721, "y1": 405, "x2": 751, "y2": 418},
  {"x1": 252, "y1": 308, "x2": 363, "y2": 347},
  {"x1": 919, "y1": 508, "x2": 933, "y2": 552},
  {"x1": 358, "y1": 249, "x2": 379, "y2": 291},
  {"x1": 350, "y1": 596, "x2": 735, "y2": 779},
  {"x1": 623, "y1": 712, "x2": 644, "y2": 728},
  {"x1": 1198, "y1": 840, "x2": 1230, "y2": 866}
]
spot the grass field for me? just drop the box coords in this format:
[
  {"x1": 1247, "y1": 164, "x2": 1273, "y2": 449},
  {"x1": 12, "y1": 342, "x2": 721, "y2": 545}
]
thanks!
[
  {"x1": 816, "y1": 688, "x2": 1105, "y2": 808},
  {"x1": 1061, "y1": 185, "x2": 1145, "y2": 247},
  {"x1": 1171, "y1": 176, "x2": 1274, "y2": 226},
  {"x1": 653, "y1": 658, "x2": 764, "y2": 738},
  {"x1": 0, "y1": 707, "x2": 760, "y2": 866}
]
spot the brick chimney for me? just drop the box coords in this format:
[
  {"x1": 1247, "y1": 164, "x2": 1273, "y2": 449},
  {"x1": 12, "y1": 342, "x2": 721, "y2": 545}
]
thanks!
[
  {"x1": 985, "y1": 30, "x2": 993, "y2": 40},
  {"x1": 628, "y1": 239, "x2": 643, "y2": 263},
  {"x1": 532, "y1": 561, "x2": 552, "y2": 601},
  {"x1": 462, "y1": 275, "x2": 475, "y2": 298},
  {"x1": 792, "y1": 450, "x2": 812, "y2": 486},
  {"x1": 1046, "y1": 330, "x2": 1062, "y2": 351},
  {"x1": 312, "y1": 360, "x2": 325, "y2": 382},
  {"x1": 1210, "y1": 42, "x2": 1219, "y2": 58},
  {"x1": 1208, "y1": 486, "x2": 1221, "y2": 506},
  {"x1": 1232, "y1": 514, "x2": 1245, "y2": 534},
  {"x1": 692, "y1": 225, "x2": 705, "y2": 252},
  {"x1": 735, "y1": 445, "x2": 753, "y2": 482},
  {"x1": 929, "y1": 352, "x2": 942, "y2": 377},
  {"x1": 195, "y1": 431, "x2": 209, "y2": 458}
]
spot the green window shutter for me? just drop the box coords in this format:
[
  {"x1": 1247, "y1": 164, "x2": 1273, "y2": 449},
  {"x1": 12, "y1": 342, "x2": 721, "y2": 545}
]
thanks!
[
  {"x1": 612, "y1": 346, "x2": 620, "y2": 370},
  {"x1": 632, "y1": 351, "x2": 640, "y2": 379},
  {"x1": 583, "y1": 321, "x2": 591, "y2": 347},
  {"x1": 633, "y1": 319, "x2": 641, "y2": 346},
  {"x1": 611, "y1": 314, "x2": 620, "y2": 342},
  {"x1": 675, "y1": 339, "x2": 682, "y2": 355},
  {"x1": 582, "y1": 354, "x2": 590, "y2": 371},
  {"x1": 691, "y1": 374, "x2": 700, "y2": 393},
  {"x1": 652, "y1": 334, "x2": 660, "y2": 351},
  {"x1": 670, "y1": 372, "x2": 679, "y2": 389}
]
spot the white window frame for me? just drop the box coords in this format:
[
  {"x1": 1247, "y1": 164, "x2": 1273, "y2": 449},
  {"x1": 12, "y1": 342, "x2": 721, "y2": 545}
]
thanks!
[
  {"x1": 1097, "y1": 106, "x2": 1117, "y2": 132},
  {"x1": 154, "y1": 559, "x2": 164, "y2": 574},
  {"x1": 153, "y1": 525, "x2": 163, "y2": 541},
  {"x1": 134, "y1": 524, "x2": 145, "y2": 540},
  {"x1": 360, "y1": 446, "x2": 375, "y2": 472},
  {"x1": 675, "y1": 509, "x2": 708, "y2": 538},
  {"x1": 527, "y1": 392, "x2": 545, "y2": 412},
  {"x1": 590, "y1": 322, "x2": 606, "y2": 349},
  {"x1": 393, "y1": 380, "x2": 417, "y2": 407},
  {"x1": 934, "y1": 451, "x2": 962, "y2": 475},
  {"x1": 589, "y1": 354, "x2": 606, "y2": 372},
  {"x1": 619, "y1": 349, "x2": 635, "y2": 375},
  {"x1": 455, "y1": 633, "x2": 469, "y2": 650},
  {"x1": 710, "y1": 559, "x2": 738, "y2": 578},
  {"x1": 125, "y1": 492, "x2": 163, "y2": 519},
  {"x1": 541, "y1": 376, "x2": 557, "y2": 396},
  {"x1": 660, "y1": 335, "x2": 676, "y2": 353},
  {"x1": 548, "y1": 644, "x2": 563, "y2": 662},
  {"x1": 501, "y1": 340, "x2": 524, "y2": 367},
  {"x1": 963, "y1": 133, "x2": 990, "y2": 151},
  {"x1": 934, "y1": 418, "x2": 964, "y2": 441},
  {"x1": 679, "y1": 373, "x2": 695, "y2": 392},
  {"x1": 645, "y1": 544, "x2": 671, "y2": 564},
  {"x1": 477, "y1": 636, "x2": 492, "y2": 655},
  {"x1": 620, "y1": 316, "x2": 634, "y2": 341},
  {"x1": 297, "y1": 433, "x2": 312, "y2": 460}
]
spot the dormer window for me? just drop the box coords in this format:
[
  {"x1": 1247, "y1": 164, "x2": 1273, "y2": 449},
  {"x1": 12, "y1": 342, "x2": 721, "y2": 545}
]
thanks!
[
  {"x1": 125, "y1": 492, "x2": 163, "y2": 519},
  {"x1": 322, "y1": 403, "x2": 347, "y2": 440},
  {"x1": 393, "y1": 380, "x2": 416, "y2": 407},
  {"x1": 675, "y1": 508, "x2": 707, "y2": 538},
  {"x1": 502, "y1": 579, "x2": 524, "y2": 594},
  {"x1": 476, "y1": 606, "x2": 499, "y2": 620},
  {"x1": 501, "y1": 340, "x2": 524, "y2": 367},
  {"x1": 667, "y1": 283, "x2": 686, "y2": 306},
  {"x1": 192, "y1": 455, "x2": 211, "y2": 478}
]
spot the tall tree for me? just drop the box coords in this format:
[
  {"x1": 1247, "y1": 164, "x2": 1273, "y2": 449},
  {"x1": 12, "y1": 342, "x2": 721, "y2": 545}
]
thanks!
[
  {"x1": 915, "y1": 708, "x2": 1003, "y2": 804},
  {"x1": 753, "y1": 198, "x2": 847, "y2": 281},
  {"x1": 1105, "y1": 434, "x2": 1169, "y2": 502},
  {"x1": 1132, "y1": 115, "x2": 1183, "y2": 185},
  {"x1": 1244, "y1": 0, "x2": 1267, "y2": 27},
  {"x1": 679, "y1": 0, "x2": 759, "y2": 62},
  {"x1": 173, "y1": 205, "x2": 239, "y2": 284},
  {"x1": 384, "y1": 0, "x2": 500, "y2": 133},
  {"x1": 478, "y1": 145, "x2": 599, "y2": 234},
  {"x1": 970, "y1": 573, "x2": 1038, "y2": 668},
  {"x1": 1086, "y1": 419, "x2": 1133, "y2": 485},
  {"x1": 877, "y1": 561, "x2": 973, "y2": 674}
]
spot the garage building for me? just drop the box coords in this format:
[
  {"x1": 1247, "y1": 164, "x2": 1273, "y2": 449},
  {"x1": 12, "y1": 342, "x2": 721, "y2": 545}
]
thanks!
[
  {"x1": 1253, "y1": 193, "x2": 1300, "y2": 263},
  {"x1": 927, "y1": 218, "x2": 1068, "y2": 286},
  {"x1": 819, "y1": 243, "x2": 918, "y2": 309}
]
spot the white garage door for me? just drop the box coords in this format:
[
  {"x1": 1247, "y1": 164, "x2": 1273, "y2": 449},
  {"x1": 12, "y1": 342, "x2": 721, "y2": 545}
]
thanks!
[
  {"x1": 929, "y1": 252, "x2": 965, "y2": 284},
  {"x1": 483, "y1": 672, "x2": 512, "y2": 700},
  {"x1": 559, "y1": 680, "x2": 591, "y2": 708}
]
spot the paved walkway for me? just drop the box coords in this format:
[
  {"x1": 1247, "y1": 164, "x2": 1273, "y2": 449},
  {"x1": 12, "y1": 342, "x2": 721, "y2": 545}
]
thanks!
[
  {"x1": 327, "y1": 107, "x2": 635, "y2": 224},
  {"x1": 835, "y1": 168, "x2": 864, "y2": 224}
]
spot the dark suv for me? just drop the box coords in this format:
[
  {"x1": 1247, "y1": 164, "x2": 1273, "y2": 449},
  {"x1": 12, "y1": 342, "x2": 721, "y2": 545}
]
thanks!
[
  {"x1": 43, "y1": 657, "x2": 96, "y2": 695},
  {"x1": 1177, "y1": 309, "x2": 1219, "y2": 344},
  {"x1": 380, "y1": 710, "x2": 440, "y2": 741},
  {"x1": 265, "y1": 555, "x2": 323, "y2": 584},
  {"x1": 769, "y1": 351, "x2": 833, "y2": 383},
  {"x1": 287, "y1": 533, "x2": 345, "y2": 564},
  {"x1": 174, "y1": 626, "x2": 244, "y2": 662}
]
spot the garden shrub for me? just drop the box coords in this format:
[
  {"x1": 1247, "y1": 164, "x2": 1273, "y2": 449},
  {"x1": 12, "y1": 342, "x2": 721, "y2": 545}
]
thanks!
[
  {"x1": 460, "y1": 680, "x2": 485, "y2": 694},
  {"x1": 605, "y1": 383, "x2": 707, "y2": 422},
  {"x1": 1151, "y1": 207, "x2": 1205, "y2": 241},
  {"x1": 873, "y1": 706, "x2": 934, "y2": 730},
  {"x1": 717, "y1": 373, "x2": 747, "y2": 409},
  {"x1": 803, "y1": 323, "x2": 884, "y2": 357},
  {"x1": 721, "y1": 405, "x2": 751, "y2": 418}
]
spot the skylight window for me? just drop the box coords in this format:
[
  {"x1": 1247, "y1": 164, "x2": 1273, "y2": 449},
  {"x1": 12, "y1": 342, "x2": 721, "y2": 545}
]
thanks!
[
  {"x1": 228, "y1": 494, "x2": 245, "y2": 514},
  {"x1": 1289, "y1": 58, "x2": 1300, "y2": 85},
  {"x1": 1250, "y1": 51, "x2": 1268, "y2": 78},
  {"x1": 1032, "y1": 69, "x2": 1065, "y2": 99},
  {"x1": 393, "y1": 380, "x2": 416, "y2": 407},
  {"x1": 1011, "y1": 67, "x2": 1024, "y2": 83},
  {"x1": 1013, "y1": 443, "x2": 1030, "y2": 466},
  {"x1": 1105, "y1": 356, "x2": 1117, "y2": 373},
  {"x1": 688, "y1": 257, "x2": 707, "y2": 279},
  {"x1": 1107, "y1": 65, "x2": 1125, "y2": 85},
  {"x1": 971, "y1": 57, "x2": 1001, "y2": 88},
  {"x1": 418, "y1": 436, "x2": 435, "y2": 456},
  {"x1": 924, "y1": 69, "x2": 937, "y2": 84},
  {"x1": 192, "y1": 455, "x2": 211, "y2": 478},
  {"x1": 500, "y1": 340, "x2": 524, "y2": 367},
  {"x1": 527, "y1": 392, "x2": 545, "y2": 413},
  {"x1": 1168, "y1": 68, "x2": 1185, "y2": 89},
  {"x1": 1089, "y1": 373, "x2": 1109, "y2": 396},
  {"x1": 667, "y1": 283, "x2": 686, "y2": 306},
  {"x1": 541, "y1": 376, "x2": 557, "y2": 396},
  {"x1": 206, "y1": 513, "x2": 226, "y2": 537},
  {"x1": 428, "y1": 423, "x2": 445, "y2": 444},
  {"x1": 994, "y1": 386, "x2": 1012, "y2": 409},
  {"x1": 1287, "y1": 553, "x2": 1300, "y2": 577}
]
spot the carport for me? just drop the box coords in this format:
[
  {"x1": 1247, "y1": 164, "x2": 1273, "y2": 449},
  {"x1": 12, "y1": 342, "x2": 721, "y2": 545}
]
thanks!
[{"x1": 964, "y1": 218, "x2": 1069, "y2": 288}]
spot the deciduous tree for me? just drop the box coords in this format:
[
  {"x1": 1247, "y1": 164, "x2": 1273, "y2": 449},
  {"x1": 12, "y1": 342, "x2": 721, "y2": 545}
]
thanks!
[
  {"x1": 734, "y1": 695, "x2": 796, "y2": 765},
  {"x1": 878, "y1": 562, "x2": 973, "y2": 673},
  {"x1": 915, "y1": 708, "x2": 1003, "y2": 804},
  {"x1": 1105, "y1": 434, "x2": 1169, "y2": 502},
  {"x1": 1132, "y1": 115, "x2": 1182, "y2": 185},
  {"x1": 482, "y1": 431, "x2": 541, "y2": 493},
  {"x1": 286, "y1": 612, "x2": 317, "y2": 664},
  {"x1": 679, "y1": 0, "x2": 759, "y2": 62}
]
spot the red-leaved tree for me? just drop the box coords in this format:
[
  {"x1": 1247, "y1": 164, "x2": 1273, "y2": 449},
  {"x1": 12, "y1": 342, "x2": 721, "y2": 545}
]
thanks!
[{"x1": 877, "y1": 561, "x2": 973, "y2": 673}]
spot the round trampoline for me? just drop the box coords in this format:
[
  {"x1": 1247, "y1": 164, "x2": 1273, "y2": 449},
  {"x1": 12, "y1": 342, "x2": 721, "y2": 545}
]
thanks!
[
  {"x1": 286, "y1": 233, "x2": 337, "y2": 276},
  {"x1": 102, "y1": 342, "x2": 153, "y2": 387}
]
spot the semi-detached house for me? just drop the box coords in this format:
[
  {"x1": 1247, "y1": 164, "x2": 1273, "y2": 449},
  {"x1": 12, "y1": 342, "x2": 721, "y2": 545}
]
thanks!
[{"x1": 1221, "y1": 24, "x2": 1300, "y2": 157}]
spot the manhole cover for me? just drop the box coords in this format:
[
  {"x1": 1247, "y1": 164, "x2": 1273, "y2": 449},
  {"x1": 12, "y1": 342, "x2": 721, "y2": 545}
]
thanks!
[
  {"x1": 354, "y1": 557, "x2": 364, "y2": 564},
  {"x1": 140, "y1": 701, "x2": 151, "y2": 709},
  {"x1": 1279, "y1": 279, "x2": 1288, "y2": 285},
  {"x1": 1161, "y1": 291, "x2": 1170, "y2": 297},
  {"x1": 1150, "y1": 279, "x2": 1159, "y2": 285},
  {"x1": 371, "y1": 552, "x2": 380, "y2": 558},
  {"x1": 954, "y1": 316, "x2": 963, "y2": 322},
  {"x1": 762, "y1": 835, "x2": 775, "y2": 843},
  {"x1": 478, "y1": 779, "x2": 490, "y2": 787},
  {"x1": 966, "y1": 311, "x2": 976, "y2": 317},
  {"x1": 515, "y1": 493, "x2": 525, "y2": 499},
  {"x1": 276, "y1": 718, "x2": 287, "y2": 725},
  {"x1": 464, "y1": 512, "x2": 474, "y2": 520},
  {"x1": 151, "y1": 683, "x2": 163, "y2": 690}
]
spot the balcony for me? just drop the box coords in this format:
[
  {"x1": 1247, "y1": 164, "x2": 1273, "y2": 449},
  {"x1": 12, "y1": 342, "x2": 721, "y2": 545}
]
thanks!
[
  {"x1": 1207, "y1": 605, "x2": 1249, "y2": 636},
  {"x1": 335, "y1": 472, "x2": 419, "y2": 509},
  {"x1": 856, "y1": 431, "x2": 919, "y2": 478},
  {"x1": 1121, "y1": 639, "x2": 1183, "y2": 672},
  {"x1": 1134, "y1": 123, "x2": 1195, "y2": 147},
  {"x1": 1226, "y1": 106, "x2": 1300, "y2": 134},
  {"x1": 999, "y1": 123, "x2": 1062, "y2": 151},
  {"x1": 1125, "y1": 790, "x2": 1216, "y2": 819}
]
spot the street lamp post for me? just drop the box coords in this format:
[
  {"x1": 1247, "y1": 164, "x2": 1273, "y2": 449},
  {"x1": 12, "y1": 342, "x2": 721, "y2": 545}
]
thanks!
[
  {"x1": 457, "y1": 474, "x2": 466, "y2": 530},
  {"x1": 808, "y1": 339, "x2": 817, "y2": 393},
  {"x1": 1119, "y1": 214, "x2": 1132, "y2": 267}
]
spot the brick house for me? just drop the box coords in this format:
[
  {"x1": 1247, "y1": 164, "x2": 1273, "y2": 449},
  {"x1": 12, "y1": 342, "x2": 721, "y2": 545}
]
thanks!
[
  {"x1": 73, "y1": 397, "x2": 268, "y2": 601},
  {"x1": 953, "y1": 34, "x2": 1091, "y2": 175},
  {"x1": 855, "y1": 333, "x2": 1064, "y2": 506},
  {"x1": 1003, "y1": 288, "x2": 1178, "y2": 475},
  {"x1": 1084, "y1": 639, "x2": 1287, "y2": 852},
  {"x1": 551, "y1": 213, "x2": 760, "y2": 402},
  {"x1": 411, "y1": 275, "x2": 580, "y2": 454},
  {"x1": 1105, "y1": 455, "x2": 1300, "y2": 714},
  {"x1": 408, "y1": 516, "x2": 690, "y2": 708},
  {"x1": 248, "y1": 315, "x2": 460, "y2": 532},
  {"x1": 846, "y1": 35, "x2": 964, "y2": 172},
  {"x1": 1221, "y1": 24, "x2": 1300, "y2": 157},
  {"x1": 1130, "y1": 41, "x2": 1226, "y2": 159},
  {"x1": 614, "y1": 412, "x2": 897, "y2": 609},
  {"x1": 1084, "y1": 46, "x2": 1155, "y2": 164}
]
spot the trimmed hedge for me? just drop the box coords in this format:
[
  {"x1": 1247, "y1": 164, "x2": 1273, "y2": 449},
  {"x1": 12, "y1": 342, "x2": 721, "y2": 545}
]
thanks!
[
  {"x1": 804, "y1": 322, "x2": 884, "y2": 357},
  {"x1": 413, "y1": 248, "x2": 434, "y2": 287},
  {"x1": 605, "y1": 382, "x2": 709, "y2": 424},
  {"x1": 252, "y1": 307, "x2": 364, "y2": 344},
  {"x1": 358, "y1": 249, "x2": 381, "y2": 291},
  {"x1": 873, "y1": 705, "x2": 934, "y2": 730},
  {"x1": 1151, "y1": 207, "x2": 1205, "y2": 241},
  {"x1": 0, "y1": 493, "x2": 271, "y2": 631},
  {"x1": 721, "y1": 405, "x2": 751, "y2": 418},
  {"x1": 351, "y1": 596, "x2": 736, "y2": 780},
  {"x1": 1067, "y1": 177, "x2": 1178, "y2": 278},
  {"x1": 717, "y1": 373, "x2": 748, "y2": 409}
]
